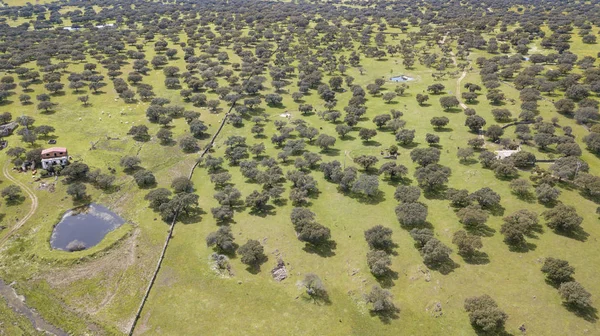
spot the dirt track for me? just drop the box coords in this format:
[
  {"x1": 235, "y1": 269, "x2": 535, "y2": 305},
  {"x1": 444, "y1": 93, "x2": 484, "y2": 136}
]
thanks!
[{"x1": 0, "y1": 161, "x2": 39, "y2": 247}]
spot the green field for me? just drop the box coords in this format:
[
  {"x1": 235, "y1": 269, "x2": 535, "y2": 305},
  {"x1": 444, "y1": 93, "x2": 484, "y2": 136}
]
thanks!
[{"x1": 0, "y1": 1, "x2": 599, "y2": 335}]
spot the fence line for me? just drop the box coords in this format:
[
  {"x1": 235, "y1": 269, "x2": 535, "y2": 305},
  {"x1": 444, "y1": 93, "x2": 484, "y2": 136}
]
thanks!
[{"x1": 128, "y1": 47, "x2": 279, "y2": 336}]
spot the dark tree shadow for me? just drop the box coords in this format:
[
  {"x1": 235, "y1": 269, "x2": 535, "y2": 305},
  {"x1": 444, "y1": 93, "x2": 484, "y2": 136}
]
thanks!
[
  {"x1": 462, "y1": 251, "x2": 490, "y2": 265},
  {"x1": 178, "y1": 207, "x2": 206, "y2": 224},
  {"x1": 466, "y1": 224, "x2": 496, "y2": 237},
  {"x1": 459, "y1": 158, "x2": 479, "y2": 166},
  {"x1": 71, "y1": 195, "x2": 92, "y2": 206},
  {"x1": 399, "y1": 142, "x2": 419, "y2": 149},
  {"x1": 5, "y1": 195, "x2": 26, "y2": 206},
  {"x1": 248, "y1": 204, "x2": 276, "y2": 217},
  {"x1": 425, "y1": 258, "x2": 460, "y2": 275},
  {"x1": 245, "y1": 255, "x2": 268, "y2": 275},
  {"x1": 563, "y1": 303, "x2": 598, "y2": 323},
  {"x1": 301, "y1": 292, "x2": 332, "y2": 306},
  {"x1": 578, "y1": 191, "x2": 600, "y2": 204},
  {"x1": 487, "y1": 204, "x2": 505, "y2": 216},
  {"x1": 507, "y1": 241, "x2": 537, "y2": 253},
  {"x1": 472, "y1": 326, "x2": 513, "y2": 336},
  {"x1": 272, "y1": 198, "x2": 288, "y2": 207},
  {"x1": 400, "y1": 220, "x2": 435, "y2": 232},
  {"x1": 553, "y1": 227, "x2": 589, "y2": 242},
  {"x1": 347, "y1": 190, "x2": 386, "y2": 205},
  {"x1": 369, "y1": 306, "x2": 400, "y2": 324},
  {"x1": 544, "y1": 278, "x2": 572, "y2": 289},
  {"x1": 375, "y1": 269, "x2": 399, "y2": 288},
  {"x1": 302, "y1": 240, "x2": 337, "y2": 257},
  {"x1": 320, "y1": 148, "x2": 340, "y2": 157},
  {"x1": 159, "y1": 139, "x2": 178, "y2": 147},
  {"x1": 514, "y1": 191, "x2": 536, "y2": 203},
  {"x1": 363, "y1": 140, "x2": 382, "y2": 147},
  {"x1": 423, "y1": 188, "x2": 448, "y2": 200}
]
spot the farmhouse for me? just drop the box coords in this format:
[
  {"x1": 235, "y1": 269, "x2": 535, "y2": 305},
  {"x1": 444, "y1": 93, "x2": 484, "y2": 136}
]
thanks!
[{"x1": 41, "y1": 147, "x2": 69, "y2": 169}]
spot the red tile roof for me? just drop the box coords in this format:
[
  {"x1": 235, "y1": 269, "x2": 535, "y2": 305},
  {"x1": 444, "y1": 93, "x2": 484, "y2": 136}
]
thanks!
[{"x1": 41, "y1": 147, "x2": 67, "y2": 155}]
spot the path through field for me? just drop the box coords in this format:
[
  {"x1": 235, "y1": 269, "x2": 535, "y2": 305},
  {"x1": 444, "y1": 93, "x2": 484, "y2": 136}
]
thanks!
[
  {"x1": 441, "y1": 32, "x2": 468, "y2": 109},
  {"x1": 0, "y1": 161, "x2": 39, "y2": 247},
  {"x1": 0, "y1": 279, "x2": 68, "y2": 336}
]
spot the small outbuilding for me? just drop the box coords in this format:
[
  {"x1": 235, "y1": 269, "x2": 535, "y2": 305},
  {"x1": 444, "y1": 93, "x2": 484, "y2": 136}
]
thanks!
[{"x1": 41, "y1": 147, "x2": 69, "y2": 169}]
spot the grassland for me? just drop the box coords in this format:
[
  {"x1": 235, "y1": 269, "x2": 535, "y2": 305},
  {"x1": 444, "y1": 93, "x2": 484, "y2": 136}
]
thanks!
[
  {"x1": 0, "y1": 8, "x2": 598, "y2": 336},
  {"x1": 137, "y1": 30, "x2": 600, "y2": 335}
]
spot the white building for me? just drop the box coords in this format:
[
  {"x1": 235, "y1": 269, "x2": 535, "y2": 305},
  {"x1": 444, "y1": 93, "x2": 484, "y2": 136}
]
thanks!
[{"x1": 41, "y1": 147, "x2": 69, "y2": 169}]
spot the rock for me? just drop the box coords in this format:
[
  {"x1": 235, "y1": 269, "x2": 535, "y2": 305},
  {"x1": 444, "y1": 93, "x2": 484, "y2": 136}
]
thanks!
[
  {"x1": 271, "y1": 258, "x2": 288, "y2": 282},
  {"x1": 0, "y1": 122, "x2": 18, "y2": 136},
  {"x1": 427, "y1": 301, "x2": 443, "y2": 318}
]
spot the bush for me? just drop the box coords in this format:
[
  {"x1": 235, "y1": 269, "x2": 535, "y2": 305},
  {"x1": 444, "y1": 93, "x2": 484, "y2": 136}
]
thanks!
[
  {"x1": 364, "y1": 225, "x2": 394, "y2": 251},
  {"x1": 559, "y1": 281, "x2": 592, "y2": 310},
  {"x1": 133, "y1": 170, "x2": 156, "y2": 187},
  {"x1": 464, "y1": 295, "x2": 508, "y2": 332},
  {"x1": 541, "y1": 257, "x2": 574, "y2": 284}
]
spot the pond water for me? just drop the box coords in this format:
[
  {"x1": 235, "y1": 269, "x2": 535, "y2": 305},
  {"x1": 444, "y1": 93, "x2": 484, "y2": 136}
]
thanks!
[
  {"x1": 390, "y1": 75, "x2": 414, "y2": 82},
  {"x1": 50, "y1": 203, "x2": 125, "y2": 251}
]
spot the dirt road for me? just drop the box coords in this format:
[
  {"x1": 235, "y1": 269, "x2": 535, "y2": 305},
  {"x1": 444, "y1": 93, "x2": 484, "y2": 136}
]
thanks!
[{"x1": 0, "y1": 162, "x2": 39, "y2": 247}]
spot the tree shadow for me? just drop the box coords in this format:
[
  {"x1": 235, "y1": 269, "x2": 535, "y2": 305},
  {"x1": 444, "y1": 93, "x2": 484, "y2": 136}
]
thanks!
[
  {"x1": 375, "y1": 269, "x2": 399, "y2": 288},
  {"x1": 472, "y1": 327, "x2": 514, "y2": 336},
  {"x1": 350, "y1": 191, "x2": 386, "y2": 205},
  {"x1": 426, "y1": 258, "x2": 460, "y2": 275},
  {"x1": 320, "y1": 148, "x2": 340, "y2": 157},
  {"x1": 248, "y1": 204, "x2": 277, "y2": 217},
  {"x1": 444, "y1": 107, "x2": 462, "y2": 113},
  {"x1": 579, "y1": 192, "x2": 600, "y2": 205},
  {"x1": 507, "y1": 241, "x2": 537, "y2": 253},
  {"x1": 159, "y1": 139, "x2": 178, "y2": 147},
  {"x1": 514, "y1": 191, "x2": 536, "y2": 203},
  {"x1": 245, "y1": 256, "x2": 268, "y2": 275},
  {"x1": 401, "y1": 221, "x2": 435, "y2": 232},
  {"x1": 363, "y1": 140, "x2": 382, "y2": 147},
  {"x1": 137, "y1": 181, "x2": 158, "y2": 190},
  {"x1": 71, "y1": 195, "x2": 92, "y2": 206},
  {"x1": 4, "y1": 195, "x2": 26, "y2": 206},
  {"x1": 563, "y1": 303, "x2": 598, "y2": 323},
  {"x1": 423, "y1": 188, "x2": 448, "y2": 200},
  {"x1": 178, "y1": 207, "x2": 206, "y2": 224},
  {"x1": 462, "y1": 251, "x2": 490, "y2": 265},
  {"x1": 487, "y1": 204, "x2": 505, "y2": 216},
  {"x1": 553, "y1": 227, "x2": 589, "y2": 242},
  {"x1": 302, "y1": 240, "x2": 337, "y2": 257},
  {"x1": 301, "y1": 292, "x2": 332, "y2": 306},
  {"x1": 544, "y1": 278, "x2": 570, "y2": 289},
  {"x1": 466, "y1": 224, "x2": 496, "y2": 237},
  {"x1": 399, "y1": 142, "x2": 419, "y2": 149},
  {"x1": 459, "y1": 158, "x2": 479, "y2": 166},
  {"x1": 369, "y1": 306, "x2": 400, "y2": 324}
]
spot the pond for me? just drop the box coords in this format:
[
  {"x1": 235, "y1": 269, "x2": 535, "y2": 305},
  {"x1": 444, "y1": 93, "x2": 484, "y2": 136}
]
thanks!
[
  {"x1": 390, "y1": 75, "x2": 414, "y2": 82},
  {"x1": 50, "y1": 203, "x2": 126, "y2": 252}
]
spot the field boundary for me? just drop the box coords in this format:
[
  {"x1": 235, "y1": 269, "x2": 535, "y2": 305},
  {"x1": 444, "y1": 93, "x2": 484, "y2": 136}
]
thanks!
[{"x1": 127, "y1": 47, "x2": 279, "y2": 335}]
